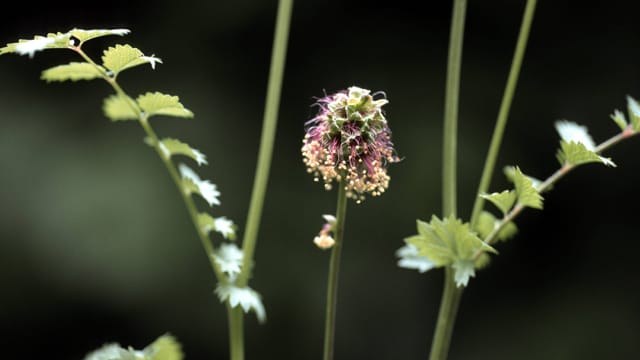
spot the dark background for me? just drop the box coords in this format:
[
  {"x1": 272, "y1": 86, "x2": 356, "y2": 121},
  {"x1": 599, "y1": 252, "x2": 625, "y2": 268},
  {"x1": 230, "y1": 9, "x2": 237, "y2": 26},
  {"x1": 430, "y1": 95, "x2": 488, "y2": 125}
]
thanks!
[{"x1": 1, "y1": 0, "x2": 639, "y2": 359}]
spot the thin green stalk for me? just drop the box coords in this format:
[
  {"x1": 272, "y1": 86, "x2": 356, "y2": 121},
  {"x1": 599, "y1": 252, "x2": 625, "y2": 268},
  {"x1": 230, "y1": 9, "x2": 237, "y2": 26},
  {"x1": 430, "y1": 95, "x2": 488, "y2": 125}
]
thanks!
[
  {"x1": 237, "y1": 0, "x2": 294, "y2": 286},
  {"x1": 323, "y1": 183, "x2": 348, "y2": 360},
  {"x1": 470, "y1": 0, "x2": 538, "y2": 228},
  {"x1": 227, "y1": 304, "x2": 245, "y2": 360},
  {"x1": 429, "y1": 268, "x2": 463, "y2": 360},
  {"x1": 442, "y1": 0, "x2": 467, "y2": 218},
  {"x1": 229, "y1": 2, "x2": 293, "y2": 358},
  {"x1": 430, "y1": 0, "x2": 467, "y2": 360}
]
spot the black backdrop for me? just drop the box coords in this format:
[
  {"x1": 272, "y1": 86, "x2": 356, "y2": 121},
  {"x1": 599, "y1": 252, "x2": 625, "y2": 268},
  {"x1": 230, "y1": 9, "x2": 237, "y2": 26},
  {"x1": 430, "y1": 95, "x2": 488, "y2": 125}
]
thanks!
[{"x1": 1, "y1": 1, "x2": 639, "y2": 359}]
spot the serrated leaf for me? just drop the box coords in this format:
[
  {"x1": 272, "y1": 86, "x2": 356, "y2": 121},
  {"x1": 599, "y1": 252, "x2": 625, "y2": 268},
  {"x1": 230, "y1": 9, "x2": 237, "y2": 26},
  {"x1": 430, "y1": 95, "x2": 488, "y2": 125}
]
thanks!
[
  {"x1": 137, "y1": 92, "x2": 193, "y2": 119},
  {"x1": 555, "y1": 120, "x2": 596, "y2": 150},
  {"x1": 101, "y1": 44, "x2": 161, "y2": 75},
  {"x1": 556, "y1": 141, "x2": 615, "y2": 167},
  {"x1": 179, "y1": 164, "x2": 220, "y2": 206},
  {"x1": 476, "y1": 211, "x2": 518, "y2": 242},
  {"x1": 197, "y1": 213, "x2": 236, "y2": 240},
  {"x1": 406, "y1": 215, "x2": 497, "y2": 270},
  {"x1": 215, "y1": 283, "x2": 266, "y2": 323},
  {"x1": 481, "y1": 190, "x2": 516, "y2": 215},
  {"x1": 513, "y1": 166, "x2": 544, "y2": 209},
  {"x1": 70, "y1": 28, "x2": 130, "y2": 43},
  {"x1": 41, "y1": 62, "x2": 105, "y2": 82},
  {"x1": 452, "y1": 260, "x2": 476, "y2": 287},
  {"x1": 610, "y1": 109, "x2": 628, "y2": 131},
  {"x1": 83, "y1": 343, "x2": 138, "y2": 360},
  {"x1": 144, "y1": 334, "x2": 184, "y2": 360},
  {"x1": 396, "y1": 243, "x2": 436, "y2": 273},
  {"x1": 627, "y1": 95, "x2": 640, "y2": 131},
  {"x1": 1, "y1": 32, "x2": 70, "y2": 57},
  {"x1": 103, "y1": 94, "x2": 139, "y2": 121},
  {"x1": 504, "y1": 165, "x2": 544, "y2": 190},
  {"x1": 160, "y1": 138, "x2": 207, "y2": 165}
]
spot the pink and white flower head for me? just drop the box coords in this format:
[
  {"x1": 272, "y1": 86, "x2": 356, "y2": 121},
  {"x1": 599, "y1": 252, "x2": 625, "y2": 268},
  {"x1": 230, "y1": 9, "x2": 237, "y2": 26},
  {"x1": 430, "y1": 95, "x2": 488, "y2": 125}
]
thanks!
[{"x1": 302, "y1": 86, "x2": 399, "y2": 203}]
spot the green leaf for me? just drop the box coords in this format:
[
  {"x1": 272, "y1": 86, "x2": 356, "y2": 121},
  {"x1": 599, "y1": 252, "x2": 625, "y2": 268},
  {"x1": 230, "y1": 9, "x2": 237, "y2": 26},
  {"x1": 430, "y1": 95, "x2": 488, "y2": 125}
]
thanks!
[
  {"x1": 102, "y1": 44, "x2": 161, "y2": 75},
  {"x1": 160, "y1": 138, "x2": 207, "y2": 165},
  {"x1": 1, "y1": 32, "x2": 70, "y2": 57},
  {"x1": 504, "y1": 165, "x2": 544, "y2": 190},
  {"x1": 406, "y1": 215, "x2": 497, "y2": 269},
  {"x1": 610, "y1": 109, "x2": 628, "y2": 131},
  {"x1": 70, "y1": 28, "x2": 130, "y2": 43},
  {"x1": 137, "y1": 92, "x2": 194, "y2": 119},
  {"x1": 475, "y1": 253, "x2": 491, "y2": 270},
  {"x1": 197, "y1": 212, "x2": 216, "y2": 234},
  {"x1": 452, "y1": 260, "x2": 476, "y2": 287},
  {"x1": 83, "y1": 343, "x2": 139, "y2": 360},
  {"x1": 103, "y1": 94, "x2": 139, "y2": 121},
  {"x1": 480, "y1": 190, "x2": 516, "y2": 215},
  {"x1": 513, "y1": 166, "x2": 543, "y2": 209},
  {"x1": 475, "y1": 211, "x2": 518, "y2": 242},
  {"x1": 41, "y1": 62, "x2": 105, "y2": 82},
  {"x1": 144, "y1": 334, "x2": 184, "y2": 360},
  {"x1": 556, "y1": 141, "x2": 615, "y2": 167},
  {"x1": 627, "y1": 95, "x2": 640, "y2": 131}
]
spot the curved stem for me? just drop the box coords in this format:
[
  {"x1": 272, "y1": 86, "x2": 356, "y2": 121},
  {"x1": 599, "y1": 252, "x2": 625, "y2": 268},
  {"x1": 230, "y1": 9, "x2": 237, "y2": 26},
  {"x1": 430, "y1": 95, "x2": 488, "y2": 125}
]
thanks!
[
  {"x1": 323, "y1": 184, "x2": 348, "y2": 360},
  {"x1": 442, "y1": 0, "x2": 467, "y2": 218},
  {"x1": 237, "y1": 0, "x2": 294, "y2": 287},
  {"x1": 469, "y1": 0, "x2": 537, "y2": 228}
]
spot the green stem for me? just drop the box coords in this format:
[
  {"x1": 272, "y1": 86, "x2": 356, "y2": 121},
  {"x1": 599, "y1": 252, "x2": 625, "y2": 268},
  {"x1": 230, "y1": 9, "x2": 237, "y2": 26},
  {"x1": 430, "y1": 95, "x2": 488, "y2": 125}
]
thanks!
[
  {"x1": 469, "y1": 0, "x2": 537, "y2": 228},
  {"x1": 431, "y1": 0, "x2": 467, "y2": 359},
  {"x1": 237, "y1": 0, "x2": 294, "y2": 286},
  {"x1": 323, "y1": 183, "x2": 348, "y2": 360},
  {"x1": 442, "y1": 0, "x2": 467, "y2": 218},
  {"x1": 227, "y1": 305, "x2": 245, "y2": 360},
  {"x1": 429, "y1": 268, "x2": 463, "y2": 360}
]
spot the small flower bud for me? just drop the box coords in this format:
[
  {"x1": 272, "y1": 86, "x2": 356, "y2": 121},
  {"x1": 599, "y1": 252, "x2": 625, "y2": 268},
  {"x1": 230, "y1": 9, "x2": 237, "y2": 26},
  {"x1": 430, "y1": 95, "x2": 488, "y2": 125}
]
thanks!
[
  {"x1": 302, "y1": 86, "x2": 399, "y2": 202},
  {"x1": 314, "y1": 234, "x2": 335, "y2": 249}
]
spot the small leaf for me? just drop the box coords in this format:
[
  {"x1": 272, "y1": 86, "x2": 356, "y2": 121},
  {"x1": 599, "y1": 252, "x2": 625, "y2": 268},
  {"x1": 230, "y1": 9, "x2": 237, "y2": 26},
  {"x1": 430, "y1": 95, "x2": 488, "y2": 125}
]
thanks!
[
  {"x1": 178, "y1": 164, "x2": 220, "y2": 206},
  {"x1": 396, "y1": 243, "x2": 436, "y2": 273},
  {"x1": 475, "y1": 211, "x2": 518, "y2": 242},
  {"x1": 555, "y1": 120, "x2": 596, "y2": 150},
  {"x1": 70, "y1": 28, "x2": 130, "y2": 43},
  {"x1": 215, "y1": 283, "x2": 266, "y2": 323},
  {"x1": 160, "y1": 138, "x2": 207, "y2": 165},
  {"x1": 556, "y1": 141, "x2": 615, "y2": 167},
  {"x1": 102, "y1": 44, "x2": 155, "y2": 75},
  {"x1": 513, "y1": 166, "x2": 544, "y2": 209},
  {"x1": 475, "y1": 253, "x2": 491, "y2": 270},
  {"x1": 41, "y1": 62, "x2": 104, "y2": 82},
  {"x1": 1, "y1": 32, "x2": 70, "y2": 57},
  {"x1": 144, "y1": 334, "x2": 184, "y2": 360},
  {"x1": 83, "y1": 343, "x2": 138, "y2": 360},
  {"x1": 610, "y1": 109, "x2": 628, "y2": 131},
  {"x1": 627, "y1": 95, "x2": 640, "y2": 131},
  {"x1": 504, "y1": 165, "x2": 544, "y2": 190},
  {"x1": 481, "y1": 190, "x2": 516, "y2": 215},
  {"x1": 452, "y1": 260, "x2": 476, "y2": 287},
  {"x1": 103, "y1": 94, "x2": 139, "y2": 121},
  {"x1": 137, "y1": 92, "x2": 194, "y2": 119},
  {"x1": 212, "y1": 243, "x2": 244, "y2": 277}
]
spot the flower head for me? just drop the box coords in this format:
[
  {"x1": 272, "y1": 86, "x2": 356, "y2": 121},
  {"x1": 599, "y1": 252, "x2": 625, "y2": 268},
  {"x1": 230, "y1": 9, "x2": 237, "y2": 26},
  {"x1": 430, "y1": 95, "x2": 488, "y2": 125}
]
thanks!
[{"x1": 302, "y1": 86, "x2": 399, "y2": 203}]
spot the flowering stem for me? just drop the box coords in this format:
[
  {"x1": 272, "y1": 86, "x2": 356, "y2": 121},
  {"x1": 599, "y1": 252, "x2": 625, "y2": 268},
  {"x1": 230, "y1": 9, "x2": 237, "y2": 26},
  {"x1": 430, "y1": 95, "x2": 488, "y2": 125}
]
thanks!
[
  {"x1": 323, "y1": 183, "x2": 348, "y2": 360},
  {"x1": 469, "y1": 0, "x2": 537, "y2": 229},
  {"x1": 431, "y1": 0, "x2": 467, "y2": 359},
  {"x1": 227, "y1": 304, "x2": 244, "y2": 360}
]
